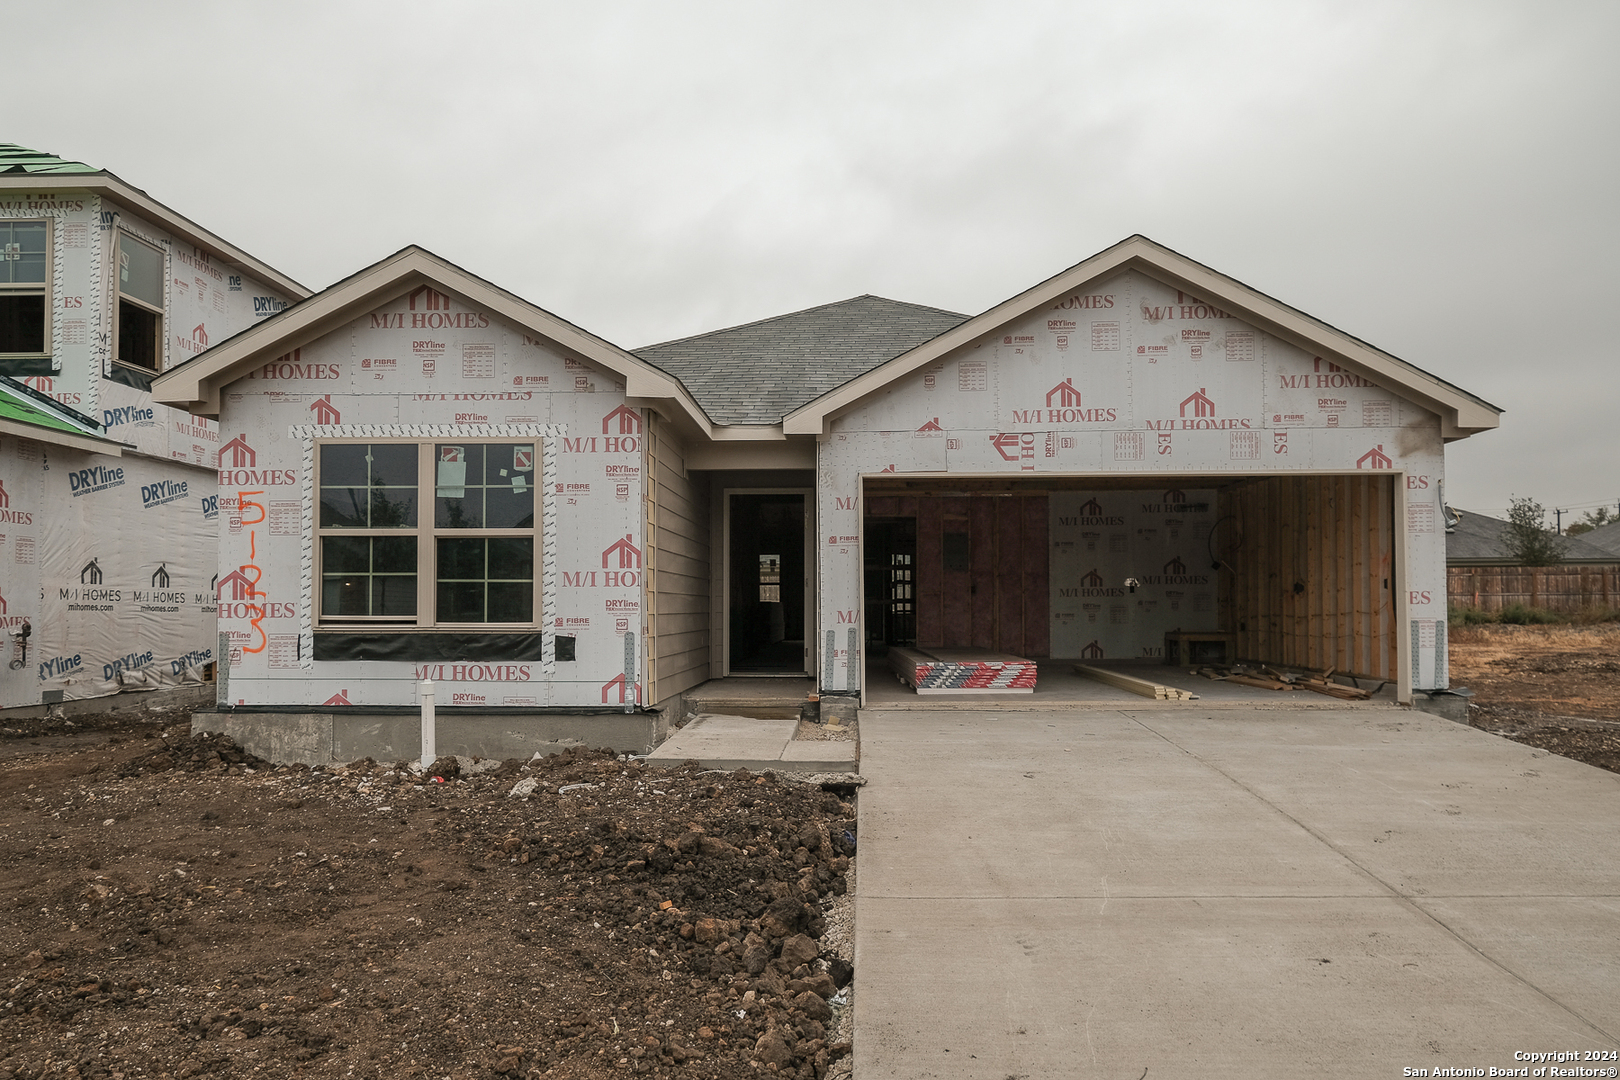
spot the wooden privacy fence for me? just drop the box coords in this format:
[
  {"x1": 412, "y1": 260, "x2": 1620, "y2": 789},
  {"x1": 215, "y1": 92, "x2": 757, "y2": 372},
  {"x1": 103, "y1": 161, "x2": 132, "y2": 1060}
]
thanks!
[{"x1": 1448, "y1": 565, "x2": 1620, "y2": 612}]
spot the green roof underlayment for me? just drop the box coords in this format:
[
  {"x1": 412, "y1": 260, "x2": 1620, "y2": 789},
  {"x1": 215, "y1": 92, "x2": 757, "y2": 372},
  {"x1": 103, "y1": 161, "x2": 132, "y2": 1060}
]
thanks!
[
  {"x1": 0, "y1": 143, "x2": 100, "y2": 175},
  {"x1": 0, "y1": 378, "x2": 114, "y2": 442}
]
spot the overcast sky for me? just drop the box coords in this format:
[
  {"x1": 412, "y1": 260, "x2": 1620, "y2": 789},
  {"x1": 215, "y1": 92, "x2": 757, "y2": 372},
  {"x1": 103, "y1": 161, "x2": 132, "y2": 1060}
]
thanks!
[{"x1": 10, "y1": 1, "x2": 1616, "y2": 523}]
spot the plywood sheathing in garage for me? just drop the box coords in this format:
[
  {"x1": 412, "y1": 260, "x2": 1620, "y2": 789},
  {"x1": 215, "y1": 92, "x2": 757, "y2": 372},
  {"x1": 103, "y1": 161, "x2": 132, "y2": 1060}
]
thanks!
[{"x1": 1221, "y1": 474, "x2": 1397, "y2": 681}]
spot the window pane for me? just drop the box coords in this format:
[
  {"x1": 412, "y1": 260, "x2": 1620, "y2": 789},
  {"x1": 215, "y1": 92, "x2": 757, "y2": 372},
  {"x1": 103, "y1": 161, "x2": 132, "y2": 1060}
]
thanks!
[
  {"x1": 373, "y1": 536, "x2": 417, "y2": 573},
  {"x1": 484, "y1": 485, "x2": 535, "y2": 529},
  {"x1": 435, "y1": 492, "x2": 483, "y2": 529},
  {"x1": 436, "y1": 536, "x2": 533, "y2": 624},
  {"x1": 322, "y1": 576, "x2": 371, "y2": 616},
  {"x1": 0, "y1": 222, "x2": 47, "y2": 285},
  {"x1": 374, "y1": 575, "x2": 417, "y2": 616},
  {"x1": 323, "y1": 536, "x2": 371, "y2": 573},
  {"x1": 437, "y1": 537, "x2": 485, "y2": 579},
  {"x1": 437, "y1": 580, "x2": 485, "y2": 622},
  {"x1": 0, "y1": 294, "x2": 45, "y2": 353},
  {"x1": 368, "y1": 487, "x2": 417, "y2": 527},
  {"x1": 322, "y1": 536, "x2": 417, "y2": 617},
  {"x1": 319, "y1": 444, "x2": 418, "y2": 528},
  {"x1": 368, "y1": 444, "x2": 417, "y2": 486},
  {"x1": 487, "y1": 537, "x2": 534, "y2": 580},
  {"x1": 320, "y1": 490, "x2": 366, "y2": 528},
  {"x1": 118, "y1": 301, "x2": 160, "y2": 369},
  {"x1": 119, "y1": 234, "x2": 164, "y2": 307},
  {"x1": 488, "y1": 582, "x2": 533, "y2": 623},
  {"x1": 435, "y1": 443, "x2": 533, "y2": 529},
  {"x1": 320, "y1": 444, "x2": 372, "y2": 487}
]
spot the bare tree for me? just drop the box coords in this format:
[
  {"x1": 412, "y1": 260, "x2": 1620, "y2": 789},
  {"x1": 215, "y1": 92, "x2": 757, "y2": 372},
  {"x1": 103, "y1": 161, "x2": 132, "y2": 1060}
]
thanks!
[{"x1": 1504, "y1": 496, "x2": 1566, "y2": 566}]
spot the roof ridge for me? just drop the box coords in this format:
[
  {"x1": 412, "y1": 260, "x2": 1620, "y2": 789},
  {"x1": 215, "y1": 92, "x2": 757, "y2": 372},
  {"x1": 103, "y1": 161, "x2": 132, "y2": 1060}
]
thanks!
[{"x1": 636, "y1": 294, "x2": 967, "y2": 353}]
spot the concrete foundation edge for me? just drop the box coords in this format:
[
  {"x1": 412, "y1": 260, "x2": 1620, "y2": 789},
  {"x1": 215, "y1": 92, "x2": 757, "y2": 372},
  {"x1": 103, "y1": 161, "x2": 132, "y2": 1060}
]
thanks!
[{"x1": 194, "y1": 708, "x2": 670, "y2": 766}]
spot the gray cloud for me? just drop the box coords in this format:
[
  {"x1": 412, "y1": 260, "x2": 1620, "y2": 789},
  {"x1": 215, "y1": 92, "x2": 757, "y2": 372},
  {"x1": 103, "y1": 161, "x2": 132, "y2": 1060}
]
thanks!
[{"x1": 11, "y1": 0, "x2": 1616, "y2": 517}]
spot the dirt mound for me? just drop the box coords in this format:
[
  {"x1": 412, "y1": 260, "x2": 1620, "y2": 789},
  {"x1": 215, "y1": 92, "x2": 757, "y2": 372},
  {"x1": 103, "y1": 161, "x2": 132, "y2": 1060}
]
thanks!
[{"x1": 0, "y1": 737, "x2": 856, "y2": 1079}]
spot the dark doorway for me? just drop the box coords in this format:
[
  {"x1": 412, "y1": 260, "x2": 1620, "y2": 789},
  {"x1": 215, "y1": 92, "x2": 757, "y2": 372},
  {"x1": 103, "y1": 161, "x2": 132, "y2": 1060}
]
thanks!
[
  {"x1": 864, "y1": 517, "x2": 917, "y2": 653},
  {"x1": 728, "y1": 492, "x2": 807, "y2": 673}
]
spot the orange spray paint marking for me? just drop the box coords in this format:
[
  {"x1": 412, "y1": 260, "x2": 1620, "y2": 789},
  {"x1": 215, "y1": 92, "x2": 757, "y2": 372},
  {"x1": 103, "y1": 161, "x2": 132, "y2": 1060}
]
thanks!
[{"x1": 236, "y1": 491, "x2": 270, "y2": 653}]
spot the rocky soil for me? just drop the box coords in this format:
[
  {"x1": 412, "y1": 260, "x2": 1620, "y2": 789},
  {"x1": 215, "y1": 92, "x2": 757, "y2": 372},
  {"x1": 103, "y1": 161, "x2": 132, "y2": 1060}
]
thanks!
[{"x1": 0, "y1": 717, "x2": 858, "y2": 1080}]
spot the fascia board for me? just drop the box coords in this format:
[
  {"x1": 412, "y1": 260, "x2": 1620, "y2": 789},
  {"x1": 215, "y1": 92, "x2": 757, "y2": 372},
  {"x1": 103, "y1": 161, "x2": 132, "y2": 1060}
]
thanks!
[
  {"x1": 150, "y1": 254, "x2": 422, "y2": 412},
  {"x1": 0, "y1": 418, "x2": 122, "y2": 456},
  {"x1": 684, "y1": 438, "x2": 814, "y2": 471},
  {"x1": 784, "y1": 235, "x2": 1503, "y2": 439},
  {"x1": 709, "y1": 424, "x2": 792, "y2": 442},
  {"x1": 2, "y1": 173, "x2": 311, "y2": 299},
  {"x1": 1129, "y1": 250, "x2": 1503, "y2": 436}
]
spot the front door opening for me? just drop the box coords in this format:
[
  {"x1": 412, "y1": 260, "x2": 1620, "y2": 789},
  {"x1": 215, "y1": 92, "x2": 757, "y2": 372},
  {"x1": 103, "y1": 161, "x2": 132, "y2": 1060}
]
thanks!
[{"x1": 728, "y1": 492, "x2": 807, "y2": 674}]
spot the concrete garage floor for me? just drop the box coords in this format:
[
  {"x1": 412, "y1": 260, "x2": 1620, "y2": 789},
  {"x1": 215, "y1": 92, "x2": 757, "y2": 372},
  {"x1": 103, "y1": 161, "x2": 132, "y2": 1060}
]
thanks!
[
  {"x1": 861, "y1": 656, "x2": 1398, "y2": 708},
  {"x1": 853, "y1": 705, "x2": 1620, "y2": 1078}
]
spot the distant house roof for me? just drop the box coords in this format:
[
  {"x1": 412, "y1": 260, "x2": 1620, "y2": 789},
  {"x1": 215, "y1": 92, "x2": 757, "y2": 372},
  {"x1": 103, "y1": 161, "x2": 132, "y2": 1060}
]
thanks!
[
  {"x1": 635, "y1": 295, "x2": 967, "y2": 425},
  {"x1": 1577, "y1": 520, "x2": 1620, "y2": 557},
  {"x1": 0, "y1": 144, "x2": 100, "y2": 174},
  {"x1": 1447, "y1": 510, "x2": 1617, "y2": 566},
  {"x1": 0, "y1": 377, "x2": 122, "y2": 455}
]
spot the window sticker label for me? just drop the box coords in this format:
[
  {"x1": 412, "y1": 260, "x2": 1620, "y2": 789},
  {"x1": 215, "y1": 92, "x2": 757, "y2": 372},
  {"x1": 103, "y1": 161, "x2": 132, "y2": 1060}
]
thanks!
[{"x1": 437, "y1": 446, "x2": 466, "y2": 498}]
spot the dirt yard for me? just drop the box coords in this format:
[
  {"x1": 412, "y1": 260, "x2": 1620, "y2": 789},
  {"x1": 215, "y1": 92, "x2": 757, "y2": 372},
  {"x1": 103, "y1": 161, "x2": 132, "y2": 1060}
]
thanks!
[
  {"x1": 2, "y1": 624, "x2": 1615, "y2": 1078},
  {"x1": 1448, "y1": 622, "x2": 1620, "y2": 773},
  {"x1": 0, "y1": 713, "x2": 856, "y2": 1080}
]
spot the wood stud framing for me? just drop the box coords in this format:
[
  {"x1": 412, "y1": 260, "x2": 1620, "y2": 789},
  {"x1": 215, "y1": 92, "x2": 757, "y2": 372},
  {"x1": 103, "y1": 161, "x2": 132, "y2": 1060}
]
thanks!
[{"x1": 1222, "y1": 474, "x2": 1396, "y2": 681}]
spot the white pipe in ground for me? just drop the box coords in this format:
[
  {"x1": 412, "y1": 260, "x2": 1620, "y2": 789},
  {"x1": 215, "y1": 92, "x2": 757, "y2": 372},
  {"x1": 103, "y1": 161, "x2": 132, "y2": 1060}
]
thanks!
[{"x1": 419, "y1": 679, "x2": 436, "y2": 771}]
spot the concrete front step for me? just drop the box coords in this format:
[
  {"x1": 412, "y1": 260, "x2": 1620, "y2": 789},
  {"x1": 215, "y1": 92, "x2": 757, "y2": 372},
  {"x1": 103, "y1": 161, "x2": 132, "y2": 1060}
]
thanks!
[{"x1": 644, "y1": 713, "x2": 857, "y2": 773}]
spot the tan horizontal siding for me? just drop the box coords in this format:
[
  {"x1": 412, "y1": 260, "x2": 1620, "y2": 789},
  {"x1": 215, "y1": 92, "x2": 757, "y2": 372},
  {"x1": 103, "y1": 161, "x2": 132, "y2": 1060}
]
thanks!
[{"x1": 646, "y1": 414, "x2": 712, "y2": 704}]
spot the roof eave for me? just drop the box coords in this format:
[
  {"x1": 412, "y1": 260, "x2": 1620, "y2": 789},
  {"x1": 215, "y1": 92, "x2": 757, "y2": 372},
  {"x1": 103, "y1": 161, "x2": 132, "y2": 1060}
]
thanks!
[
  {"x1": 0, "y1": 172, "x2": 310, "y2": 300},
  {"x1": 0, "y1": 417, "x2": 122, "y2": 456}
]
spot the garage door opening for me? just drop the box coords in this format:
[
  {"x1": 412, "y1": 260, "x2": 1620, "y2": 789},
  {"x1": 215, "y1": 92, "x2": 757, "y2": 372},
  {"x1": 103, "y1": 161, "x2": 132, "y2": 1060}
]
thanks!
[{"x1": 862, "y1": 473, "x2": 1398, "y2": 684}]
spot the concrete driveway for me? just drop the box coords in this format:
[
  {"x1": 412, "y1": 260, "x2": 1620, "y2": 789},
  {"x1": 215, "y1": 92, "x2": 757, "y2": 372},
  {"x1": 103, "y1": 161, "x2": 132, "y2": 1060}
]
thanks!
[{"x1": 853, "y1": 704, "x2": 1620, "y2": 1078}]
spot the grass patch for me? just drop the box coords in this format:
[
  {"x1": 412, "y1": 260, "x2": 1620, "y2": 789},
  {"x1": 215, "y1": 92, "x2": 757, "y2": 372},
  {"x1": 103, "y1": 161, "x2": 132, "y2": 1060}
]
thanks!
[
  {"x1": 1448, "y1": 603, "x2": 1620, "y2": 626},
  {"x1": 1496, "y1": 603, "x2": 1565, "y2": 625}
]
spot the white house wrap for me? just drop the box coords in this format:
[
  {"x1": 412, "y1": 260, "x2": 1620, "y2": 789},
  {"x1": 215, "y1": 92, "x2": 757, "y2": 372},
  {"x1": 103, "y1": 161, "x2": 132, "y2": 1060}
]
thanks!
[
  {"x1": 0, "y1": 148, "x2": 305, "y2": 707},
  {"x1": 153, "y1": 236, "x2": 1497, "y2": 752}
]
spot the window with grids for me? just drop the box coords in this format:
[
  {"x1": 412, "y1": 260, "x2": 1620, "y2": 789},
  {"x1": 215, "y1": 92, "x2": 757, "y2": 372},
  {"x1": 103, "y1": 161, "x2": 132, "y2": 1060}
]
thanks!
[
  {"x1": 316, "y1": 441, "x2": 538, "y2": 626},
  {"x1": 0, "y1": 220, "x2": 49, "y2": 356}
]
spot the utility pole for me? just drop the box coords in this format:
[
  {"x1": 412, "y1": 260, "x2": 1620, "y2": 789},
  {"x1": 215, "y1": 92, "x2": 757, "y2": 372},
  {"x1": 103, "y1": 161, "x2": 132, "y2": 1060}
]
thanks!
[{"x1": 1555, "y1": 508, "x2": 1564, "y2": 534}]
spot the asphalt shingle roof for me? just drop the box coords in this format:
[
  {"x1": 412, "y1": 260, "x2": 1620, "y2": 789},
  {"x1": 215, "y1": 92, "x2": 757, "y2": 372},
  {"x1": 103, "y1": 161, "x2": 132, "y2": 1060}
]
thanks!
[
  {"x1": 1447, "y1": 510, "x2": 1617, "y2": 564},
  {"x1": 635, "y1": 295, "x2": 968, "y2": 424},
  {"x1": 1576, "y1": 519, "x2": 1620, "y2": 557}
]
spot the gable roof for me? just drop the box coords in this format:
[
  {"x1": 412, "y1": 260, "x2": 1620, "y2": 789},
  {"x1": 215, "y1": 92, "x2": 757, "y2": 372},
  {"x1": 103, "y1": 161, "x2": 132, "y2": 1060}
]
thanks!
[
  {"x1": 0, "y1": 377, "x2": 122, "y2": 455},
  {"x1": 635, "y1": 295, "x2": 967, "y2": 425},
  {"x1": 0, "y1": 143, "x2": 308, "y2": 300},
  {"x1": 1447, "y1": 510, "x2": 1617, "y2": 566},
  {"x1": 782, "y1": 235, "x2": 1504, "y2": 439},
  {"x1": 149, "y1": 246, "x2": 714, "y2": 438}
]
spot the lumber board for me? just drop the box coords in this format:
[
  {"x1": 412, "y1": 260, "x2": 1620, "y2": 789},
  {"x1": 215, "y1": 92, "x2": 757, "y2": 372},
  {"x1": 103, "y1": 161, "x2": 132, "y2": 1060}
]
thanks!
[
  {"x1": 1073, "y1": 664, "x2": 1198, "y2": 701},
  {"x1": 1221, "y1": 673, "x2": 1297, "y2": 691}
]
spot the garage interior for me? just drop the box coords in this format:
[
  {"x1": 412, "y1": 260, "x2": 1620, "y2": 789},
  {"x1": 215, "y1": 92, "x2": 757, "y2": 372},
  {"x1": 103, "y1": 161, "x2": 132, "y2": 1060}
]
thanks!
[{"x1": 861, "y1": 473, "x2": 1399, "y2": 700}]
